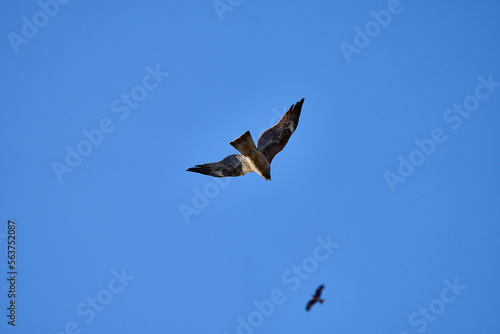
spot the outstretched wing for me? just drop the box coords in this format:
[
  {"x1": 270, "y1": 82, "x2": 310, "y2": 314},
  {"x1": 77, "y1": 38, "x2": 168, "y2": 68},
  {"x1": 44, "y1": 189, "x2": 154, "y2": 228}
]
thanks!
[
  {"x1": 257, "y1": 98, "x2": 304, "y2": 163},
  {"x1": 306, "y1": 299, "x2": 317, "y2": 311},
  {"x1": 314, "y1": 285, "x2": 325, "y2": 298},
  {"x1": 186, "y1": 154, "x2": 251, "y2": 178}
]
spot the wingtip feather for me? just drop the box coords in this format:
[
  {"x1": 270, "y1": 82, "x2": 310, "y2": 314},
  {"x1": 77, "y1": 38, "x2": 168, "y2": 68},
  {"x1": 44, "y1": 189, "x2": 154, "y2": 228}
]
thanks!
[{"x1": 186, "y1": 166, "x2": 219, "y2": 177}]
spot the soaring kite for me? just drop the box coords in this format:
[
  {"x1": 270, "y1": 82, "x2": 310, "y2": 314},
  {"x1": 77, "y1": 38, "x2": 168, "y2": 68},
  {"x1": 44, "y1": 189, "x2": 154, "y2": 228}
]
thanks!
[
  {"x1": 187, "y1": 98, "x2": 304, "y2": 181},
  {"x1": 306, "y1": 285, "x2": 325, "y2": 311}
]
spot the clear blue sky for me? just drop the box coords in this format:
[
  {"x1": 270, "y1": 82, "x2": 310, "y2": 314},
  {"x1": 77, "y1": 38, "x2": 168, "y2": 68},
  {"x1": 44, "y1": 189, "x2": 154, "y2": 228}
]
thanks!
[{"x1": 1, "y1": 1, "x2": 500, "y2": 333}]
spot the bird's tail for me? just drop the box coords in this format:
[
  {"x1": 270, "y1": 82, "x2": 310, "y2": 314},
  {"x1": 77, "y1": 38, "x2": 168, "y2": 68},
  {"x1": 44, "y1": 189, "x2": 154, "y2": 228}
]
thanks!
[
  {"x1": 230, "y1": 131, "x2": 257, "y2": 157},
  {"x1": 318, "y1": 298, "x2": 324, "y2": 304}
]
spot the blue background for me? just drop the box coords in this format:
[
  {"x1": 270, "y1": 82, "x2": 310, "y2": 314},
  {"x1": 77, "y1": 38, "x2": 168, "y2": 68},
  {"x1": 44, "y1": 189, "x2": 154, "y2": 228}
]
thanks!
[{"x1": 1, "y1": 1, "x2": 499, "y2": 333}]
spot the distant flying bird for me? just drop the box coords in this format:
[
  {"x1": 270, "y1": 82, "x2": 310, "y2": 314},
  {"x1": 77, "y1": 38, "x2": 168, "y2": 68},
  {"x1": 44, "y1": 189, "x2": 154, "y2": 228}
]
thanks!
[
  {"x1": 306, "y1": 285, "x2": 325, "y2": 311},
  {"x1": 187, "y1": 98, "x2": 304, "y2": 181}
]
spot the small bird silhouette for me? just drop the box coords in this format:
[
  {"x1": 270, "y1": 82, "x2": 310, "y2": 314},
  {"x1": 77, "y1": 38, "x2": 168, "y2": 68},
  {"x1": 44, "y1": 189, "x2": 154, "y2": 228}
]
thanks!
[{"x1": 306, "y1": 285, "x2": 325, "y2": 311}]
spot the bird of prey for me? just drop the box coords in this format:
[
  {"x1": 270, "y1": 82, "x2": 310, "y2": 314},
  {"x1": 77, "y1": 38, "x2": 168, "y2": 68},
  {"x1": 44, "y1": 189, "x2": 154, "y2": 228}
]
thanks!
[
  {"x1": 306, "y1": 285, "x2": 325, "y2": 311},
  {"x1": 187, "y1": 98, "x2": 304, "y2": 181}
]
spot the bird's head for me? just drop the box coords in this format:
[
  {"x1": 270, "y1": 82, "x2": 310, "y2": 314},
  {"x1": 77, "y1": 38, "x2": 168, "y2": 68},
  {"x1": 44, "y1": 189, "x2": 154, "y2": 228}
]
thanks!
[
  {"x1": 262, "y1": 168, "x2": 271, "y2": 181},
  {"x1": 255, "y1": 162, "x2": 271, "y2": 181}
]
